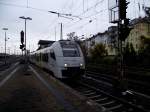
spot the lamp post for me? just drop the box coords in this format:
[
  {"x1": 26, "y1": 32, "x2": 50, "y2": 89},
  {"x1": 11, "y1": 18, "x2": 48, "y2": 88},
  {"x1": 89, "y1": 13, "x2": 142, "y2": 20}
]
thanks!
[
  {"x1": 19, "y1": 16, "x2": 32, "y2": 62},
  {"x1": 2, "y1": 28, "x2": 8, "y2": 64}
]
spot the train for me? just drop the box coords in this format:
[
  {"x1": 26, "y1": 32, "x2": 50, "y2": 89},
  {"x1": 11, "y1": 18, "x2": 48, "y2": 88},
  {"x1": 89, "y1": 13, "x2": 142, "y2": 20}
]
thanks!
[{"x1": 30, "y1": 40, "x2": 85, "y2": 79}]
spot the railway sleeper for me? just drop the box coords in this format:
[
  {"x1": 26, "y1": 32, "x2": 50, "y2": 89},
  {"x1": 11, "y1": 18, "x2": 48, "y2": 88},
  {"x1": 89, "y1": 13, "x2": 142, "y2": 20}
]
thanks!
[
  {"x1": 107, "y1": 104, "x2": 123, "y2": 112},
  {"x1": 89, "y1": 94, "x2": 102, "y2": 99},
  {"x1": 82, "y1": 90, "x2": 94, "y2": 94},
  {"x1": 84, "y1": 92, "x2": 97, "y2": 96},
  {"x1": 100, "y1": 100, "x2": 116, "y2": 106},
  {"x1": 95, "y1": 97, "x2": 108, "y2": 102},
  {"x1": 96, "y1": 98, "x2": 114, "y2": 104}
]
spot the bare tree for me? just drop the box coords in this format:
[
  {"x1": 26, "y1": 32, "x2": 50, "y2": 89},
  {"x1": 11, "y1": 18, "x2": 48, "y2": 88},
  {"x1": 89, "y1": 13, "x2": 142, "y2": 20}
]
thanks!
[
  {"x1": 144, "y1": 7, "x2": 150, "y2": 18},
  {"x1": 67, "y1": 32, "x2": 79, "y2": 41}
]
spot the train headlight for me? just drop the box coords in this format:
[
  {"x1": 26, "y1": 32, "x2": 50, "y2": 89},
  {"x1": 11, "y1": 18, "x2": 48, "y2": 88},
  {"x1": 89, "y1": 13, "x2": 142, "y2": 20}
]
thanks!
[
  {"x1": 80, "y1": 63, "x2": 84, "y2": 69},
  {"x1": 80, "y1": 63, "x2": 83, "y2": 67},
  {"x1": 64, "y1": 64, "x2": 68, "y2": 67}
]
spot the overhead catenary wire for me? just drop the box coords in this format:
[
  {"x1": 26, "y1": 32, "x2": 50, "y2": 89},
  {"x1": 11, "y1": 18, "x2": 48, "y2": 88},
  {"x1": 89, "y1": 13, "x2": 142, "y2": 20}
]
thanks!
[
  {"x1": 27, "y1": 0, "x2": 28, "y2": 8},
  {"x1": 65, "y1": 8, "x2": 108, "y2": 29},
  {"x1": 79, "y1": 0, "x2": 105, "y2": 17},
  {"x1": 1, "y1": 0, "x2": 149, "y2": 41},
  {"x1": 65, "y1": 10, "x2": 108, "y2": 35},
  {"x1": 63, "y1": 0, "x2": 106, "y2": 30},
  {"x1": 0, "y1": 2, "x2": 49, "y2": 13}
]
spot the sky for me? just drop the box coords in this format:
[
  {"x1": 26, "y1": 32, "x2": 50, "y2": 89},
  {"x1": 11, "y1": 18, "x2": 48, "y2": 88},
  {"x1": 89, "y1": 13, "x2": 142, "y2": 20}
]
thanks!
[{"x1": 0, "y1": 0, "x2": 149, "y2": 54}]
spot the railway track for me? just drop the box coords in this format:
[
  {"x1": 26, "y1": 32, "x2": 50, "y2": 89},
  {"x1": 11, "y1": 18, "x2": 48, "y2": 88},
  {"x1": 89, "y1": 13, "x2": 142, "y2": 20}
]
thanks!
[
  {"x1": 76, "y1": 71, "x2": 150, "y2": 111},
  {"x1": 86, "y1": 64, "x2": 150, "y2": 83},
  {"x1": 85, "y1": 70, "x2": 150, "y2": 96},
  {"x1": 71, "y1": 80, "x2": 148, "y2": 112}
]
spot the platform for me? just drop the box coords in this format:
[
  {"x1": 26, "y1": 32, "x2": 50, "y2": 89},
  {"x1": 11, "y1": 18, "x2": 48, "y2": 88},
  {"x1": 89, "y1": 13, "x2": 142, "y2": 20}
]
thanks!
[{"x1": 0, "y1": 62, "x2": 105, "y2": 112}]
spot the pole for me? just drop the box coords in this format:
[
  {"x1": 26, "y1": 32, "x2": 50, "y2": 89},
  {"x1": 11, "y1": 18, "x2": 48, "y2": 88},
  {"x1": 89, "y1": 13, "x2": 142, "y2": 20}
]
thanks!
[
  {"x1": 5, "y1": 31, "x2": 6, "y2": 64},
  {"x1": 22, "y1": 50, "x2": 23, "y2": 57},
  {"x1": 19, "y1": 16, "x2": 32, "y2": 63},
  {"x1": 55, "y1": 27, "x2": 56, "y2": 41},
  {"x1": 60, "y1": 23, "x2": 63, "y2": 40},
  {"x1": 83, "y1": 0, "x2": 84, "y2": 12},
  {"x1": 117, "y1": 0, "x2": 127, "y2": 92},
  {"x1": 25, "y1": 19, "x2": 27, "y2": 61}
]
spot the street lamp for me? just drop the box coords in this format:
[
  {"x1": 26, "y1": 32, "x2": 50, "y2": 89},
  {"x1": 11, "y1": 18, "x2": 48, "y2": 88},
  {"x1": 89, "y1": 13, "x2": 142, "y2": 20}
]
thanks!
[
  {"x1": 2, "y1": 28, "x2": 8, "y2": 64},
  {"x1": 19, "y1": 16, "x2": 32, "y2": 62}
]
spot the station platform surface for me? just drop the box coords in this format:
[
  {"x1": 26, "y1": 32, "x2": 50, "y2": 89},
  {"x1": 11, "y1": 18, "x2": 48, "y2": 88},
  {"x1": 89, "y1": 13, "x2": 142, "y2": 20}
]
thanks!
[{"x1": 0, "y1": 62, "x2": 104, "y2": 112}]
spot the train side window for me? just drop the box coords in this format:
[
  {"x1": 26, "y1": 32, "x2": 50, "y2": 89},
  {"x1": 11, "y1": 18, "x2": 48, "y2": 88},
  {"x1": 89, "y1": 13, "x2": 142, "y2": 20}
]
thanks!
[
  {"x1": 42, "y1": 53, "x2": 48, "y2": 62},
  {"x1": 50, "y1": 50, "x2": 56, "y2": 60},
  {"x1": 42, "y1": 53, "x2": 44, "y2": 61},
  {"x1": 45, "y1": 53, "x2": 48, "y2": 62},
  {"x1": 40, "y1": 53, "x2": 42, "y2": 61}
]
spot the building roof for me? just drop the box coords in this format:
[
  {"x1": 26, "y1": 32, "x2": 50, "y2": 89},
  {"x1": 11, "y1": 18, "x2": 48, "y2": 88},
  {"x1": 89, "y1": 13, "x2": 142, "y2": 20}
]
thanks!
[
  {"x1": 130, "y1": 17, "x2": 150, "y2": 26},
  {"x1": 38, "y1": 40, "x2": 55, "y2": 45}
]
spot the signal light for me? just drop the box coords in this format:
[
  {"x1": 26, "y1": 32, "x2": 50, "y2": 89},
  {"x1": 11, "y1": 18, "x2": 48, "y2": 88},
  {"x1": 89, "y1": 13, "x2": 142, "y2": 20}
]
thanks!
[
  {"x1": 20, "y1": 44, "x2": 25, "y2": 49},
  {"x1": 20, "y1": 30, "x2": 24, "y2": 44},
  {"x1": 119, "y1": 0, "x2": 130, "y2": 19}
]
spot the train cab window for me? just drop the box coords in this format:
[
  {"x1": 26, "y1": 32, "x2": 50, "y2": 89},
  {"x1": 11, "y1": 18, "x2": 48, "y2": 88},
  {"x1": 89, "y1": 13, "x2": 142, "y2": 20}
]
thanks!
[
  {"x1": 50, "y1": 50, "x2": 56, "y2": 60},
  {"x1": 63, "y1": 49, "x2": 80, "y2": 57}
]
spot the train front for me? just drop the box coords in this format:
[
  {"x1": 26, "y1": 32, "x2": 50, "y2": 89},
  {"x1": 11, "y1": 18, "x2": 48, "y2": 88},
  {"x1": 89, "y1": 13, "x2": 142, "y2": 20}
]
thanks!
[{"x1": 59, "y1": 40, "x2": 85, "y2": 79}]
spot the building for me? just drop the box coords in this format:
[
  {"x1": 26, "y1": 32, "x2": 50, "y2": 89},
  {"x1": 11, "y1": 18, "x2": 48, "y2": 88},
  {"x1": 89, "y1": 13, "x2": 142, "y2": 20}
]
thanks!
[
  {"x1": 83, "y1": 26, "x2": 118, "y2": 56},
  {"x1": 82, "y1": 17, "x2": 150, "y2": 57},
  {"x1": 126, "y1": 17, "x2": 150, "y2": 52},
  {"x1": 107, "y1": 26, "x2": 118, "y2": 55}
]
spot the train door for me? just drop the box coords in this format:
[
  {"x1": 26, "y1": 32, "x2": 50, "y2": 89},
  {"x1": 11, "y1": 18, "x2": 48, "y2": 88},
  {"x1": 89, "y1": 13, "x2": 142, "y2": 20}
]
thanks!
[{"x1": 49, "y1": 49, "x2": 58, "y2": 76}]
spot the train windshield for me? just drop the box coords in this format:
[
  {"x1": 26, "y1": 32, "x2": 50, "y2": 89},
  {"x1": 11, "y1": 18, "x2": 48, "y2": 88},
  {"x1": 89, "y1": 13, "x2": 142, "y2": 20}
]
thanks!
[
  {"x1": 63, "y1": 49, "x2": 80, "y2": 57},
  {"x1": 60, "y1": 41, "x2": 80, "y2": 57},
  {"x1": 60, "y1": 41, "x2": 77, "y2": 48}
]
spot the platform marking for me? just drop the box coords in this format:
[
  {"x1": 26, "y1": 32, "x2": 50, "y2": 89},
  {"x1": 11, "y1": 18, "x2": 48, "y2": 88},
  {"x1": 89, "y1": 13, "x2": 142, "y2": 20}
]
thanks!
[
  {"x1": 30, "y1": 66, "x2": 79, "y2": 112},
  {"x1": 0, "y1": 62, "x2": 19, "y2": 76},
  {"x1": 0, "y1": 66, "x2": 19, "y2": 87}
]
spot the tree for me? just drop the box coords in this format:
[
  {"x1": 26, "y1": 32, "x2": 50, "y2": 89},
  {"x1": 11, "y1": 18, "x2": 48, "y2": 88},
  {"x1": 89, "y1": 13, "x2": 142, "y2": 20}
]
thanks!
[
  {"x1": 123, "y1": 43, "x2": 136, "y2": 66},
  {"x1": 144, "y1": 7, "x2": 150, "y2": 18},
  {"x1": 80, "y1": 43, "x2": 88, "y2": 59},
  {"x1": 90, "y1": 43, "x2": 108, "y2": 62},
  {"x1": 67, "y1": 32, "x2": 79, "y2": 41},
  {"x1": 138, "y1": 36, "x2": 150, "y2": 66}
]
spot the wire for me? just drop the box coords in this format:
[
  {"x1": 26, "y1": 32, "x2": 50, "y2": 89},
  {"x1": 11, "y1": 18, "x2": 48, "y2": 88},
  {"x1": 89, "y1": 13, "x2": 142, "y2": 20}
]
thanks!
[
  {"x1": 71, "y1": 0, "x2": 84, "y2": 14},
  {"x1": 0, "y1": 2, "x2": 27, "y2": 8},
  {"x1": 78, "y1": 0, "x2": 105, "y2": 17},
  {"x1": 60, "y1": 0, "x2": 73, "y2": 13},
  {"x1": 27, "y1": 0, "x2": 28, "y2": 8},
  {"x1": 0, "y1": 2, "x2": 49, "y2": 13},
  {"x1": 63, "y1": 0, "x2": 106, "y2": 29},
  {"x1": 65, "y1": 8, "x2": 107, "y2": 29},
  {"x1": 84, "y1": 8, "x2": 107, "y2": 19}
]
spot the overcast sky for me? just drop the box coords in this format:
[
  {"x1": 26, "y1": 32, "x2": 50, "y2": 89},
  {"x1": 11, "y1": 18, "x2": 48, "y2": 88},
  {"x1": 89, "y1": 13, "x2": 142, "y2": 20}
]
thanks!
[{"x1": 0, "y1": 0, "x2": 149, "y2": 54}]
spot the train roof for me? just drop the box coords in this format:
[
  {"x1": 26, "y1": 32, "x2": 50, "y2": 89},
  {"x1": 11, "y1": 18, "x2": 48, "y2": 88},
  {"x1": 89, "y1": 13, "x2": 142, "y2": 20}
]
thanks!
[{"x1": 30, "y1": 40, "x2": 79, "y2": 54}]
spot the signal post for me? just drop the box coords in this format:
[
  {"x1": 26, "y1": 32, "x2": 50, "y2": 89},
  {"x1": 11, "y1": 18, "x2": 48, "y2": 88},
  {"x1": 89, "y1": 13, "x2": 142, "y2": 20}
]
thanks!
[{"x1": 108, "y1": 0, "x2": 132, "y2": 92}]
